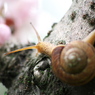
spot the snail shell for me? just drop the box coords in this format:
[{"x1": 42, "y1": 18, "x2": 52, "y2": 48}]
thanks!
[{"x1": 52, "y1": 40, "x2": 95, "y2": 85}]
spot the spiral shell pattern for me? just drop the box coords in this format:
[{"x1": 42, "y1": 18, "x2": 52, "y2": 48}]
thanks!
[{"x1": 52, "y1": 41, "x2": 95, "y2": 85}]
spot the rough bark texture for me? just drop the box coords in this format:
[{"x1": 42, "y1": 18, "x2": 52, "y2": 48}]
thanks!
[{"x1": 0, "y1": 0, "x2": 95, "y2": 95}]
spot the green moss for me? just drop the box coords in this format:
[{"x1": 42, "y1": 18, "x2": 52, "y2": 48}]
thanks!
[
  {"x1": 44, "y1": 30, "x2": 53, "y2": 39},
  {"x1": 55, "y1": 40, "x2": 66, "y2": 45},
  {"x1": 70, "y1": 11, "x2": 76, "y2": 21},
  {"x1": 90, "y1": 2, "x2": 95, "y2": 10},
  {"x1": 82, "y1": 13, "x2": 95, "y2": 26},
  {"x1": 51, "y1": 23, "x2": 57, "y2": 28},
  {"x1": 88, "y1": 17, "x2": 95, "y2": 26},
  {"x1": 82, "y1": 14, "x2": 89, "y2": 19},
  {"x1": 4, "y1": 92, "x2": 8, "y2": 95},
  {"x1": 44, "y1": 23, "x2": 57, "y2": 39}
]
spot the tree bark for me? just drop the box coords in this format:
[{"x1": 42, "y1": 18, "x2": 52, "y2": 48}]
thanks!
[{"x1": 0, "y1": 0, "x2": 95, "y2": 95}]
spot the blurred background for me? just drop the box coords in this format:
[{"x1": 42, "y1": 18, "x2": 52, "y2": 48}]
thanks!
[{"x1": 0, "y1": 0, "x2": 72, "y2": 94}]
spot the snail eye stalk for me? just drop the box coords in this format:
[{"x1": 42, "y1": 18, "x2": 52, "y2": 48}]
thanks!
[{"x1": 30, "y1": 22, "x2": 41, "y2": 42}]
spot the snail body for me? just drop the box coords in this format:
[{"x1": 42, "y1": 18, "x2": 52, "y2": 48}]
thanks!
[{"x1": 5, "y1": 24, "x2": 95, "y2": 86}]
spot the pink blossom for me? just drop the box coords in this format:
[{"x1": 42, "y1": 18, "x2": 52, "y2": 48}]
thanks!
[
  {"x1": 0, "y1": 16, "x2": 5, "y2": 24},
  {"x1": 0, "y1": 24, "x2": 11, "y2": 45},
  {"x1": 0, "y1": 0, "x2": 55, "y2": 45},
  {"x1": 4, "y1": 0, "x2": 39, "y2": 29}
]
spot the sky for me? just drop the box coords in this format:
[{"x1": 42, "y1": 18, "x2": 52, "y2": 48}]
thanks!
[
  {"x1": 42, "y1": 0, "x2": 72, "y2": 21},
  {"x1": 33, "y1": 0, "x2": 72, "y2": 42}
]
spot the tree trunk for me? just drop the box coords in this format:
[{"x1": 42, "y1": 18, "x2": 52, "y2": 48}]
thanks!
[{"x1": 0, "y1": 0, "x2": 95, "y2": 95}]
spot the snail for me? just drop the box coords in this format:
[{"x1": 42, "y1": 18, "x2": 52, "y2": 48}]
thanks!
[{"x1": 5, "y1": 23, "x2": 95, "y2": 86}]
